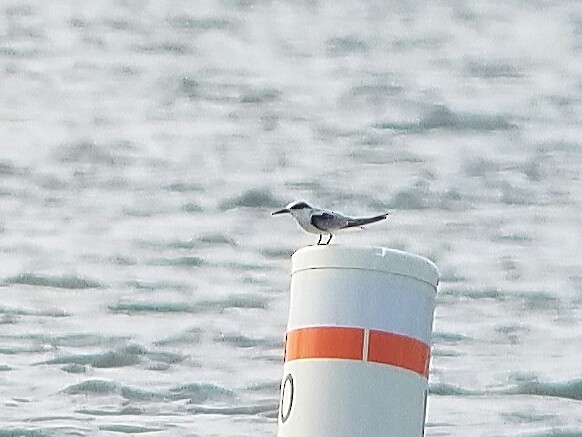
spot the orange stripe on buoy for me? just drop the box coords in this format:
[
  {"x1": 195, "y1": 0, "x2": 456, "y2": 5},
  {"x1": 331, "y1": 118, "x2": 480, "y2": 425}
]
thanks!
[
  {"x1": 368, "y1": 330, "x2": 430, "y2": 378},
  {"x1": 285, "y1": 327, "x2": 430, "y2": 378},
  {"x1": 285, "y1": 327, "x2": 364, "y2": 361}
]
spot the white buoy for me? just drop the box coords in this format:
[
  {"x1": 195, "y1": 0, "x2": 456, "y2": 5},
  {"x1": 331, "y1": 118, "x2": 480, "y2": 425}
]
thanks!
[{"x1": 278, "y1": 245, "x2": 439, "y2": 437}]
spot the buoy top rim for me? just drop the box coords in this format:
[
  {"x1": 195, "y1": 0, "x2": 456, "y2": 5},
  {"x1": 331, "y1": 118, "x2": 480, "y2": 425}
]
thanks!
[{"x1": 291, "y1": 245, "x2": 439, "y2": 288}]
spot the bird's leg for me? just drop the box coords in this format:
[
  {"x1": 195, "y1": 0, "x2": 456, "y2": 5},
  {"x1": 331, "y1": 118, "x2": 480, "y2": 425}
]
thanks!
[
  {"x1": 317, "y1": 234, "x2": 322, "y2": 245},
  {"x1": 326, "y1": 234, "x2": 333, "y2": 245}
]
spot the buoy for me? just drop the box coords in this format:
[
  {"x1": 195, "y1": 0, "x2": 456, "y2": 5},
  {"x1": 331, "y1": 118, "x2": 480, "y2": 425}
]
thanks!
[{"x1": 278, "y1": 245, "x2": 439, "y2": 437}]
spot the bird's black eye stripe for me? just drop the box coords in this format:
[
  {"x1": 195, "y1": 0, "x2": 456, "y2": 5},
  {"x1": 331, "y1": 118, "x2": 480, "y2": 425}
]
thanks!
[{"x1": 290, "y1": 202, "x2": 309, "y2": 210}]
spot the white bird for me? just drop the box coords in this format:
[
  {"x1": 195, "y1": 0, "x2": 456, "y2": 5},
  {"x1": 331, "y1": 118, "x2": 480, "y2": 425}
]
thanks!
[{"x1": 272, "y1": 200, "x2": 389, "y2": 245}]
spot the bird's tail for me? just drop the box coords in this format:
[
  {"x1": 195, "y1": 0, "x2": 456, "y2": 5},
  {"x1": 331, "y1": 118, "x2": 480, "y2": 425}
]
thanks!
[{"x1": 344, "y1": 213, "x2": 389, "y2": 228}]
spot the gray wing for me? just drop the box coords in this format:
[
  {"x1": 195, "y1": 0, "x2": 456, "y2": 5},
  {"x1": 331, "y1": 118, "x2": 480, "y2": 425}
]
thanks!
[
  {"x1": 310, "y1": 211, "x2": 349, "y2": 231},
  {"x1": 344, "y1": 213, "x2": 389, "y2": 228}
]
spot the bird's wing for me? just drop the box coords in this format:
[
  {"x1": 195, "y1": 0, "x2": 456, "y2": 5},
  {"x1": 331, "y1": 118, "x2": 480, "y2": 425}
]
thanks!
[
  {"x1": 344, "y1": 213, "x2": 389, "y2": 228},
  {"x1": 310, "y1": 211, "x2": 346, "y2": 231}
]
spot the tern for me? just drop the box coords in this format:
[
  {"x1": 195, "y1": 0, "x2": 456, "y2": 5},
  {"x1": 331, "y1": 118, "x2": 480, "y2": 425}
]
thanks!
[{"x1": 272, "y1": 200, "x2": 389, "y2": 245}]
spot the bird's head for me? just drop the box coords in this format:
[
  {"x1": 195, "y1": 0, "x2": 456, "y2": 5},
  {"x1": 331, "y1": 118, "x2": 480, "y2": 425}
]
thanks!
[{"x1": 271, "y1": 200, "x2": 312, "y2": 216}]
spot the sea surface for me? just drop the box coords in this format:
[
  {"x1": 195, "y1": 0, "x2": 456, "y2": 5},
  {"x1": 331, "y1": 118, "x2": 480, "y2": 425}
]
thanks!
[{"x1": 1, "y1": 1, "x2": 582, "y2": 436}]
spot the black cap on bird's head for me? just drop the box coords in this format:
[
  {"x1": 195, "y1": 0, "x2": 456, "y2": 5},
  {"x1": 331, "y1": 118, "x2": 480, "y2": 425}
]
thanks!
[{"x1": 271, "y1": 200, "x2": 312, "y2": 215}]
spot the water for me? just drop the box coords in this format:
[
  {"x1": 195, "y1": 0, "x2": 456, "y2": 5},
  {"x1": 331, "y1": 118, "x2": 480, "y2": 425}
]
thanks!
[{"x1": 1, "y1": 0, "x2": 581, "y2": 435}]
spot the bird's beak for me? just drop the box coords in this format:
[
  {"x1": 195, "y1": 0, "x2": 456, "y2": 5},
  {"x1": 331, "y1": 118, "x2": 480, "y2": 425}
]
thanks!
[{"x1": 271, "y1": 208, "x2": 290, "y2": 215}]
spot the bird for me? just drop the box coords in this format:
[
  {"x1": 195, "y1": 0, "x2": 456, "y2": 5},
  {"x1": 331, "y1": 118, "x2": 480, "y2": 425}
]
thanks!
[{"x1": 272, "y1": 200, "x2": 389, "y2": 245}]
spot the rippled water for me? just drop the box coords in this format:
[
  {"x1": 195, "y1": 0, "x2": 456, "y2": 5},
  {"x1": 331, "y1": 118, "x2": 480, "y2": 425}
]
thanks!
[{"x1": 1, "y1": 1, "x2": 582, "y2": 436}]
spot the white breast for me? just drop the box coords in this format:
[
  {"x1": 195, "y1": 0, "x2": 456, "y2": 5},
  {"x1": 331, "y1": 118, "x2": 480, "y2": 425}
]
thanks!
[{"x1": 292, "y1": 209, "x2": 329, "y2": 235}]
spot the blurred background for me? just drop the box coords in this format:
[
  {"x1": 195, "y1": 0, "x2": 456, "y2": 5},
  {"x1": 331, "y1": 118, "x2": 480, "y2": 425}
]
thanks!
[{"x1": 0, "y1": 1, "x2": 581, "y2": 435}]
